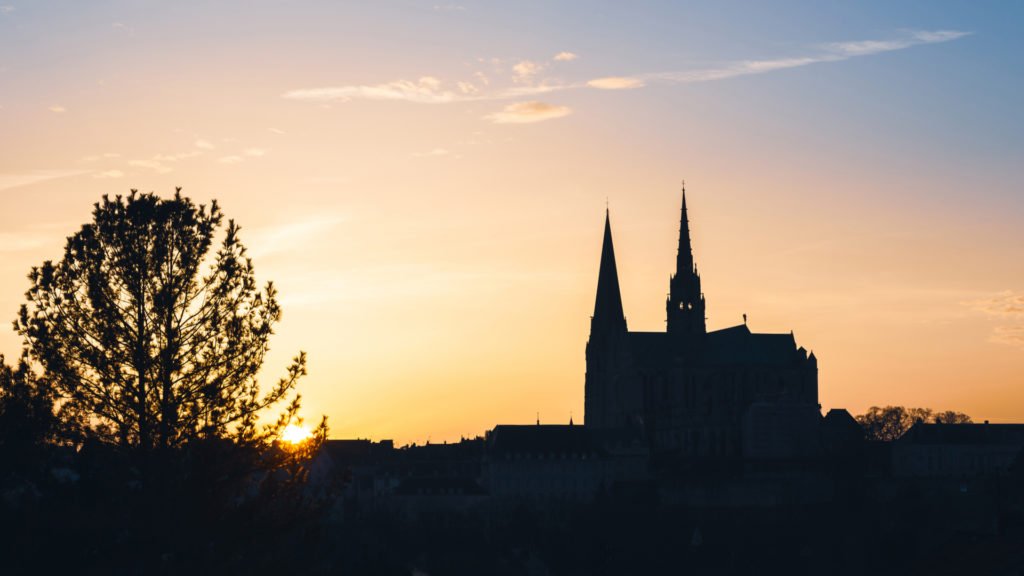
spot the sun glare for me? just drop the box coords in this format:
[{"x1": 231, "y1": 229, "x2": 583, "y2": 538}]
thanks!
[{"x1": 282, "y1": 423, "x2": 313, "y2": 444}]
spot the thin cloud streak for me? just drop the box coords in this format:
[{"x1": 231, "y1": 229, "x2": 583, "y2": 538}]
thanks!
[
  {"x1": 965, "y1": 290, "x2": 1024, "y2": 349},
  {"x1": 282, "y1": 30, "x2": 969, "y2": 106},
  {"x1": 640, "y1": 30, "x2": 971, "y2": 85},
  {"x1": 245, "y1": 214, "x2": 347, "y2": 259},
  {"x1": 0, "y1": 169, "x2": 93, "y2": 192},
  {"x1": 0, "y1": 232, "x2": 48, "y2": 253},
  {"x1": 588, "y1": 77, "x2": 645, "y2": 90},
  {"x1": 485, "y1": 101, "x2": 571, "y2": 124}
]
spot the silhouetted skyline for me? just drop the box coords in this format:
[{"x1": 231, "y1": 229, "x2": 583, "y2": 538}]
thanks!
[{"x1": 2, "y1": 2, "x2": 1023, "y2": 444}]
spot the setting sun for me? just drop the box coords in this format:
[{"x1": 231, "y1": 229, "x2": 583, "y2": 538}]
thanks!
[{"x1": 281, "y1": 423, "x2": 312, "y2": 445}]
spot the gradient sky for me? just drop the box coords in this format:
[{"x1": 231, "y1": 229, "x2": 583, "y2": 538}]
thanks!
[{"x1": 1, "y1": 1, "x2": 1022, "y2": 444}]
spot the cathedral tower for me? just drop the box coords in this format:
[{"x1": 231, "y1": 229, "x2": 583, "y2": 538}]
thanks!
[{"x1": 666, "y1": 185, "x2": 706, "y2": 336}]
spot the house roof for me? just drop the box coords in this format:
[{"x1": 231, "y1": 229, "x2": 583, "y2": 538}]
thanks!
[
  {"x1": 487, "y1": 424, "x2": 602, "y2": 456},
  {"x1": 899, "y1": 423, "x2": 1024, "y2": 445}
]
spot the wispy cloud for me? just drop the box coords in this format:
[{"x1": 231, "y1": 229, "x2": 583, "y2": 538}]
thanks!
[
  {"x1": 80, "y1": 152, "x2": 122, "y2": 162},
  {"x1": 991, "y1": 325, "x2": 1024, "y2": 348},
  {"x1": 0, "y1": 5, "x2": 15, "y2": 15},
  {"x1": 93, "y1": 170, "x2": 124, "y2": 179},
  {"x1": 412, "y1": 148, "x2": 457, "y2": 158},
  {"x1": 432, "y1": 3, "x2": 465, "y2": 12},
  {"x1": 245, "y1": 214, "x2": 347, "y2": 259},
  {"x1": 638, "y1": 30, "x2": 970, "y2": 85},
  {"x1": 128, "y1": 140, "x2": 220, "y2": 173},
  {"x1": 512, "y1": 60, "x2": 543, "y2": 82},
  {"x1": 0, "y1": 169, "x2": 92, "y2": 192},
  {"x1": 129, "y1": 151, "x2": 200, "y2": 173},
  {"x1": 283, "y1": 29, "x2": 969, "y2": 108},
  {"x1": 966, "y1": 290, "x2": 1024, "y2": 348},
  {"x1": 111, "y1": 21, "x2": 135, "y2": 36},
  {"x1": 968, "y1": 290, "x2": 1024, "y2": 318},
  {"x1": 553, "y1": 51, "x2": 578, "y2": 62},
  {"x1": 588, "y1": 76, "x2": 645, "y2": 90},
  {"x1": 129, "y1": 158, "x2": 173, "y2": 173},
  {"x1": 48, "y1": 105, "x2": 66, "y2": 113},
  {"x1": 218, "y1": 148, "x2": 268, "y2": 165},
  {"x1": 0, "y1": 232, "x2": 46, "y2": 253},
  {"x1": 485, "y1": 101, "x2": 571, "y2": 124},
  {"x1": 283, "y1": 76, "x2": 460, "y2": 104}
]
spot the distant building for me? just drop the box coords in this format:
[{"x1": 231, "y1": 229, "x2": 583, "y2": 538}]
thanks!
[
  {"x1": 892, "y1": 422, "x2": 1024, "y2": 477},
  {"x1": 585, "y1": 187, "x2": 820, "y2": 461},
  {"x1": 484, "y1": 424, "x2": 648, "y2": 501}
]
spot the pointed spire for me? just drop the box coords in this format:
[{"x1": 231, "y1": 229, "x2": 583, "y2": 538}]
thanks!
[
  {"x1": 667, "y1": 181, "x2": 706, "y2": 335},
  {"x1": 676, "y1": 181, "x2": 694, "y2": 277},
  {"x1": 592, "y1": 209, "x2": 627, "y2": 333}
]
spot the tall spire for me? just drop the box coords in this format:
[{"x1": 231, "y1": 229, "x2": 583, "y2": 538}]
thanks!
[
  {"x1": 667, "y1": 182, "x2": 706, "y2": 335},
  {"x1": 592, "y1": 209, "x2": 627, "y2": 333},
  {"x1": 676, "y1": 182, "x2": 694, "y2": 276}
]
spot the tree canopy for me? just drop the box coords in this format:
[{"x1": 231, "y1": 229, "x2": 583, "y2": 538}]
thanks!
[
  {"x1": 856, "y1": 405, "x2": 972, "y2": 442},
  {"x1": 0, "y1": 351, "x2": 57, "y2": 474},
  {"x1": 15, "y1": 189, "x2": 321, "y2": 451}
]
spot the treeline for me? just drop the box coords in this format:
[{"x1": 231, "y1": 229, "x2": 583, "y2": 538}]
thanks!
[{"x1": 856, "y1": 406, "x2": 972, "y2": 442}]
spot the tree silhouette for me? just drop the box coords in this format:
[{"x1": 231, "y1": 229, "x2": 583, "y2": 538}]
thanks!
[
  {"x1": 856, "y1": 406, "x2": 972, "y2": 441},
  {"x1": 0, "y1": 350, "x2": 57, "y2": 477},
  {"x1": 15, "y1": 189, "x2": 322, "y2": 451}
]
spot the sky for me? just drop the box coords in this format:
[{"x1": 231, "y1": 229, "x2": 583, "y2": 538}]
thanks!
[{"x1": 1, "y1": 1, "x2": 1022, "y2": 444}]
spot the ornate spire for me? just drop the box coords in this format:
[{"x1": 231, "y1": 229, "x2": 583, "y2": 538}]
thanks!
[
  {"x1": 676, "y1": 181, "x2": 694, "y2": 276},
  {"x1": 592, "y1": 209, "x2": 627, "y2": 333},
  {"x1": 667, "y1": 183, "x2": 706, "y2": 335}
]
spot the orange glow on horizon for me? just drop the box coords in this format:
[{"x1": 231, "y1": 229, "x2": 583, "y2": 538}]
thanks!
[{"x1": 1, "y1": 6, "x2": 1021, "y2": 446}]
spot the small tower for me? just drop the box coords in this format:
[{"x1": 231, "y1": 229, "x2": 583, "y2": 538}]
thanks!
[{"x1": 666, "y1": 184, "x2": 707, "y2": 335}]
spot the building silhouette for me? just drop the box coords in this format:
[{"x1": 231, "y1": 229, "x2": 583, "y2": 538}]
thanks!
[
  {"x1": 585, "y1": 186, "x2": 820, "y2": 461},
  {"x1": 302, "y1": 185, "x2": 1024, "y2": 574}
]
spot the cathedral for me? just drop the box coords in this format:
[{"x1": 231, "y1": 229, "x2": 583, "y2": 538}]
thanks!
[{"x1": 585, "y1": 187, "x2": 821, "y2": 460}]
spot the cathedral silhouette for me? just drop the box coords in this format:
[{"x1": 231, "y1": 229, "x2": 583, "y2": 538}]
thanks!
[{"x1": 585, "y1": 186, "x2": 821, "y2": 461}]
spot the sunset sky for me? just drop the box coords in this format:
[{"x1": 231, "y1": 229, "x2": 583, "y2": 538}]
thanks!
[{"x1": 1, "y1": 1, "x2": 1022, "y2": 444}]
